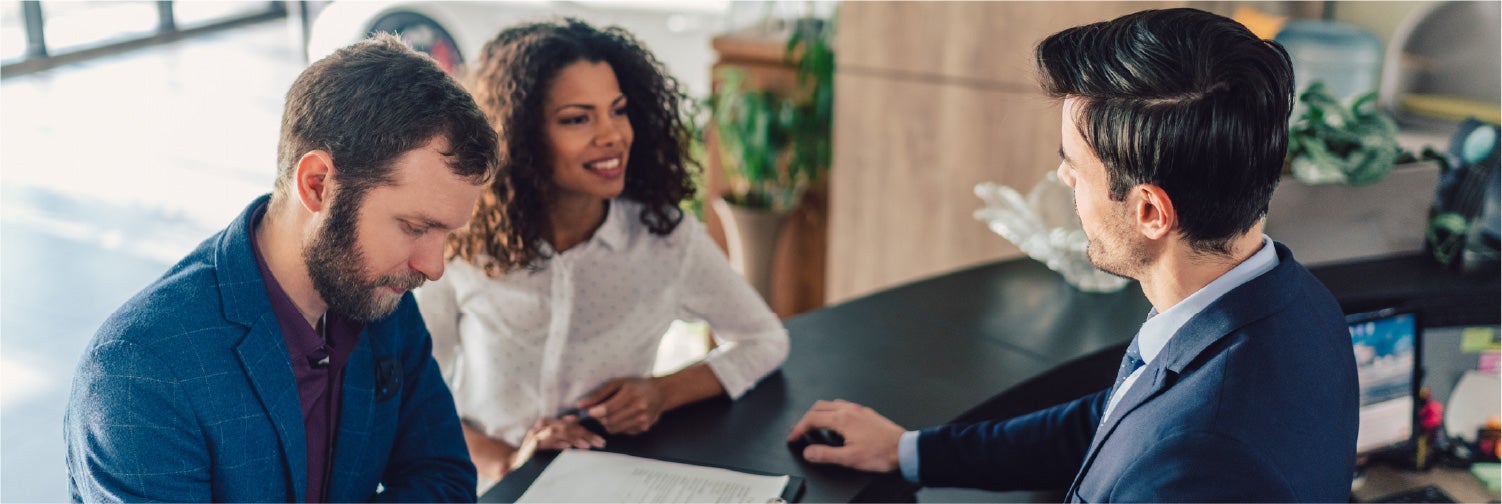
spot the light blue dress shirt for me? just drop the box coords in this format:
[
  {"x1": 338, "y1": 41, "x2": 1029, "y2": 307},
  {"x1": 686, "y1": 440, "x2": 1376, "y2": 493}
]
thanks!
[{"x1": 897, "y1": 236, "x2": 1279, "y2": 483}]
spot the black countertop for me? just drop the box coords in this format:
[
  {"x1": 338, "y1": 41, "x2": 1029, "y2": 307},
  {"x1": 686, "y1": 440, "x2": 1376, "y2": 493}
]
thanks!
[{"x1": 483, "y1": 252, "x2": 1498, "y2": 502}]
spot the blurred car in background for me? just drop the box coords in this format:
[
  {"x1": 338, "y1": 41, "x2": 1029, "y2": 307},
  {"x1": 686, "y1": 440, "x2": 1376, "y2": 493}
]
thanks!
[{"x1": 305, "y1": 1, "x2": 730, "y2": 95}]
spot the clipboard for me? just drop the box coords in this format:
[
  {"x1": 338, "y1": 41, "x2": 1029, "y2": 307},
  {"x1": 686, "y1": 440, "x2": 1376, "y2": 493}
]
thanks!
[{"x1": 485, "y1": 450, "x2": 806, "y2": 503}]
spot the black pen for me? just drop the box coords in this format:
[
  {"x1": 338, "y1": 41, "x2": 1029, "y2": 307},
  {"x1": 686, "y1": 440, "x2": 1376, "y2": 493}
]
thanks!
[{"x1": 560, "y1": 407, "x2": 609, "y2": 437}]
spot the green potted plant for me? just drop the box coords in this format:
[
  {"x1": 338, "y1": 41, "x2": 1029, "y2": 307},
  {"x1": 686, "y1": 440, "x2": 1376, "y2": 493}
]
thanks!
[
  {"x1": 1268, "y1": 81, "x2": 1451, "y2": 264},
  {"x1": 708, "y1": 15, "x2": 833, "y2": 297},
  {"x1": 1287, "y1": 81, "x2": 1405, "y2": 186}
]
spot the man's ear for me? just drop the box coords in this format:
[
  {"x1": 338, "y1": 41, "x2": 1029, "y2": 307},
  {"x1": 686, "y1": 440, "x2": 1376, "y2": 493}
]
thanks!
[
  {"x1": 294, "y1": 150, "x2": 336, "y2": 213},
  {"x1": 1132, "y1": 184, "x2": 1176, "y2": 241}
]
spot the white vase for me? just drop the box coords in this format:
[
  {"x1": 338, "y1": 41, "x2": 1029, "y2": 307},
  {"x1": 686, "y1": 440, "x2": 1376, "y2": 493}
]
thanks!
[
  {"x1": 712, "y1": 197, "x2": 790, "y2": 300},
  {"x1": 974, "y1": 172, "x2": 1130, "y2": 293}
]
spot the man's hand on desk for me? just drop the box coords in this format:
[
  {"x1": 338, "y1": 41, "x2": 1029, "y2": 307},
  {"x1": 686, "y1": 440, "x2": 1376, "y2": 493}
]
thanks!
[{"x1": 787, "y1": 399, "x2": 905, "y2": 473}]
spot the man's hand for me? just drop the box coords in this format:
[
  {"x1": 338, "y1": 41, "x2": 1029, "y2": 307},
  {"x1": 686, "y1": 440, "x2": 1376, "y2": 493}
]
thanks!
[
  {"x1": 786, "y1": 399, "x2": 905, "y2": 473},
  {"x1": 578, "y1": 377, "x2": 666, "y2": 435}
]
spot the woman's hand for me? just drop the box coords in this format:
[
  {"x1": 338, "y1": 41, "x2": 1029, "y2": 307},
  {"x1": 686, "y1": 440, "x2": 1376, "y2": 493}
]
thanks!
[
  {"x1": 577, "y1": 377, "x2": 667, "y2": 435},
  {"x1": 510, "y1": 416, "x2": 607, "y2": 471}
]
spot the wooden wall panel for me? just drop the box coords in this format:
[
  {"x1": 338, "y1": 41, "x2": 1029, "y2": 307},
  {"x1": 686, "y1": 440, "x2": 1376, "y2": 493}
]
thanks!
[
  {"x1": 827, "y1": 1, "x2": 1184, "y2": 302},
  {"x1": 828, "y1": 73, "x2": 1063, "y2": 302},
  {"x1": 838, "y1": 2, "x2": 1178, "y2": 88}
]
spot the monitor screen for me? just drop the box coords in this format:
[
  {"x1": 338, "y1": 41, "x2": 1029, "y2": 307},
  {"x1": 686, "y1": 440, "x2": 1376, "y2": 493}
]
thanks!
[{"x1": 1349, "y1": 310, "x2": 1418, "y2": 454}]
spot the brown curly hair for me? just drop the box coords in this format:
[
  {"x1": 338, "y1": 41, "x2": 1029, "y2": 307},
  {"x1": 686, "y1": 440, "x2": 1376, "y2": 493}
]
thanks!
[{"x1": 449, "y1": 18, "x2": 697, "y2": 275}]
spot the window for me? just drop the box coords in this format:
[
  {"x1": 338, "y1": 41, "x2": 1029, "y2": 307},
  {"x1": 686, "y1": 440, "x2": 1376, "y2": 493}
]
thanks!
[
  {"x1": 174, "y1": 1, "x2": 276, "y2": 30},
  {"x1": 1, "y1": 1, "x2": 25, "y2": 63},
  {"x1": 40, "y1": 1, "x2": 158, "y2": 54}
]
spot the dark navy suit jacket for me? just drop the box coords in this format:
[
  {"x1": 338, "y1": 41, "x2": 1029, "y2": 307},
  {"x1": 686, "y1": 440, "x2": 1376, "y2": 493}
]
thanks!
[
  {"x1": 916, "y1": 243, "x2": 1358, "y2": 502},
  {"x1": 65, "y1": 195, "x2": 476, "y2": 502}
]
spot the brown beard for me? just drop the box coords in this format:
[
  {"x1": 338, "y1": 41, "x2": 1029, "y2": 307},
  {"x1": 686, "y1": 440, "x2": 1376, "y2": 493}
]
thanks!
[{"x1": 304, "y1": 191, "x2": 425, "y2": 321}]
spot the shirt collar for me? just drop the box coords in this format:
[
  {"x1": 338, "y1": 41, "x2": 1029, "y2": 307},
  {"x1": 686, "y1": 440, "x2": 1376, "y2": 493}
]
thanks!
[
  {"x1": 538, "y1": 199, "x2": 628, "y2": 255},
  {"x1": 593, "y1": 198, "x2": 628, "y2": 251},
  {"x1": 1135, "y1": 235, "x2": 1279, "y2": 364}
]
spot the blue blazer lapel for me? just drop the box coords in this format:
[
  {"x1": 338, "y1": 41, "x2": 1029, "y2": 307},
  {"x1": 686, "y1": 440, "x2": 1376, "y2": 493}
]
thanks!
[
  {"x1": 236, "y1": 320, "x2": 309, "y2": 501},
  {"x1": 1066, "y1": 243, "x2": 1303, "y2": 499},
  {"x1": 218, "y1": 194, "x2": 308, "y2": 500},
  {"x1": 1153, "y1": 244, "x2": 1300, "y2": 376},
  {"x1": 329, "y1": 335, "x2": 375, "y2": 501},
  {"x1": 1067, "y1": 363, "x2": 1171, "y2": 499}
]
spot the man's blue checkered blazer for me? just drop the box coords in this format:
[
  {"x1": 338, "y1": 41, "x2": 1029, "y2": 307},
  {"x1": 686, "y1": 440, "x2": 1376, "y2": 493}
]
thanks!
[{"x1": 65, "y1": 194, "x2": 476, "y2": 502}]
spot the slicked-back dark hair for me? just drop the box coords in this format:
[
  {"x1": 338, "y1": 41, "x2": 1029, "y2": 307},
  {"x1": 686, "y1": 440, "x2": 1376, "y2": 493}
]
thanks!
[
  {"x1": 1036, "y1": 8, "x2": 1294, "y2": 255},
  {"x1": 453, "y1": 18, "x2": 695, "y2": 275},
  {"x1": 274, "y1": 33, "x2": 498, "y2": 209}
]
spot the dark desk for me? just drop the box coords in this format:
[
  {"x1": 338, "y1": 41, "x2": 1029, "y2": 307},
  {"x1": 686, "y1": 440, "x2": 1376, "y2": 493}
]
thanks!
[
  {"x1": 1307, "y1": 253, "x2": 1499, "y2": 327},
  {"x1": 1352, "y1": 464, "x2": 1501, "y2": 503},
  {"x1": 485, "y1": 257, "x2": 1148, "y2": 503},
  {"x1": 483, "y1": 253, "x2": 1498, "y2": 503}
]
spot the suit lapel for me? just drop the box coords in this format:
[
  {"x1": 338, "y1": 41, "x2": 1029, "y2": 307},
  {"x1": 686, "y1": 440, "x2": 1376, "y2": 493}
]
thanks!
[
  {"x1": 218, "y1": 194, "x2": 307, "y2": 500},
  {"x1": 1067, "y1": 364, "x2": 1172, "y2": 499},
  {"x1": 329, "y1": 333, "x2": 375, "y2": 502},
  {"x1": 236, "y1": 317, "x2": 308, "y2": 501},
  {"x1": 1065, "y1": 243, "x2": 1304, "y2": 500}
]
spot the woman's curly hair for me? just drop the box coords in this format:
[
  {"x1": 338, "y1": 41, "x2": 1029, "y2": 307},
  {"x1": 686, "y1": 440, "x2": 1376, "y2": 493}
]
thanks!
[{"x1": 449, "y1": 18, "x2": 697, "y2": 275}]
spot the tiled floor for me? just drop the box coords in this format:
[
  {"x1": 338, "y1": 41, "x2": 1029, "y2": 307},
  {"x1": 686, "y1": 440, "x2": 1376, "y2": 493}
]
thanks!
[{"x1": 0, "y1": 18, "x2": 707, "y2": 501}]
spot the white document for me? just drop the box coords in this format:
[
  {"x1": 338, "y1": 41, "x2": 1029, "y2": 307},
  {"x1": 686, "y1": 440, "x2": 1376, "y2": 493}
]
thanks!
[{"x1": 515, "y1": 450, "x2": 791, "y2": 503}]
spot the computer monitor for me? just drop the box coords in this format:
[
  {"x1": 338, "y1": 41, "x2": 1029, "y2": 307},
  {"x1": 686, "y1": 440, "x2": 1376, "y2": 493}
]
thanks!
[{"x1": 1348, "y1": 309, "x2": 1420, "y2": 455}]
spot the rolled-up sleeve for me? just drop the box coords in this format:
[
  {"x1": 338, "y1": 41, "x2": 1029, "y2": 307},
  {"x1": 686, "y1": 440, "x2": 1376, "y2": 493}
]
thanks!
[{"x1": 677, "y1": 220, "x2": 789, "y2": 399}]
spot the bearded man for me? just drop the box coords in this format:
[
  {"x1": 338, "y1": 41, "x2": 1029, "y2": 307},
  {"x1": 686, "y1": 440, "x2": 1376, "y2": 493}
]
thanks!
[{"x1": 65, "y1": 34, "x2": 499, "y2": 503}]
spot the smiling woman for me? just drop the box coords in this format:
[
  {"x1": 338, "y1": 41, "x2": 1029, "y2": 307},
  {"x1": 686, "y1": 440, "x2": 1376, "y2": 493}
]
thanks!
[
  {"x1": 453, "y1": 19, "x2": 694, "y2": 273},
  {"x1": 413, "y1": 18, "x2": 789, "y2": 493},
  {"x1": 542, "y1": 60, "x2": 635, "y2": 238}
]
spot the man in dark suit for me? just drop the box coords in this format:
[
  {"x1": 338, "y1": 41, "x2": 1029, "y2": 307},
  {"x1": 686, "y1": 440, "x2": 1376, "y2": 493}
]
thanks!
[
  {"x1": 65, "y1": 35, "x2": 499, "y2": 502},
  {"x1": 787, "y1": 8, "x2": 1359, "y2": 502}
]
